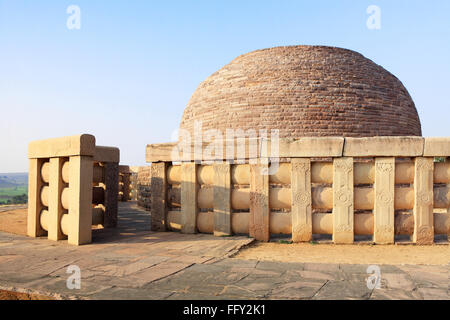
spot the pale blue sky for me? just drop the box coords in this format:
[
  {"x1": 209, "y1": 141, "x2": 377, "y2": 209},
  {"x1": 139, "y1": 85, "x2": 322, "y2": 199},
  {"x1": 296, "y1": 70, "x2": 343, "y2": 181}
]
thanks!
[{"x1": 0, "y1": 0, "x2": 449, "y2": 172}]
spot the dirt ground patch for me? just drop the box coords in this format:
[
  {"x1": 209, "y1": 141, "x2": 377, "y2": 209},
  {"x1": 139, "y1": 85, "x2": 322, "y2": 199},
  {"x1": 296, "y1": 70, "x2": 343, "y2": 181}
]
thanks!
[
  {"x1": 235, "y1": 242, "x2": 450, "y2": 265},
  {"x1": 0, "y1": 289, "x2": 54, "y2": 300},
  {"x1": 0, "y1": 208, "x2": 27, "y2": 236},
  {"x1": 0, "y1": 207, "x2": 103, "y2": 237}
]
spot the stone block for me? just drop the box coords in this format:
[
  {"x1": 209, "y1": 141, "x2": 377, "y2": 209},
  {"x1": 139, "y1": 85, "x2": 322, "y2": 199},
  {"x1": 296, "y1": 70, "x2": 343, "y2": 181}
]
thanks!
[
  {"x1": 28, "y1": 134, "x2": 96, "y2": 159},
  {"x1": 423, "y1": 137, "x2": 450, "y2": 157},
  {"x1": 67, "y1": 155, "x2": 93, "y2": 245},
  {"x1": 261, "y1": 137, "x2": 344, "y2": 158},
  {"x1": 343, "y1": 136, "x2": 424, "y2": 157},
  {"x1": 94, "y1": 146, "x2": 120, "y2": 163},
  {"x1": 146, "y1": 142, "x2": 179, "y2": 162}
]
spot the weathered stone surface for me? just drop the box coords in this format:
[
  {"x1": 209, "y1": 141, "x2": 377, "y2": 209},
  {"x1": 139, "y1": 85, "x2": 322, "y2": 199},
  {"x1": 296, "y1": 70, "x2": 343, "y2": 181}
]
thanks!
[
  {"x1": 269, "y1": 280, "x2": 326, "y2": 299},
  {"x1": 146, "y1": 142, "x2": 178, "y2": 162},
  {"x1": 67, "y1": 156, "x2": 93, "y2": 245},
  {"x1": 417, "y1": 288, "x2": 449, "y2": 300},
  {"x1": 151, "y1": 162, "x2": 168, "y2": 231},
  {"x1": 312, "y1": 281, "x2": 371, "y2": 300},
  {"x1": 137, "y1": 166, "x2": 151, "y2": 210},
  {"x1": 262, "y1": 137, "x2": 344, "y2": 157},
  {"x1": 291, "y1": 158, "x2": 312, "y2": 242},
  {"x1": 48, "y1": 157, "x2": 65, "y2": 241},
  {"x1": 213, "y1": 163, "x2": 231, "y2": 236},
  {"x1": 0, "y1": 216, "x2": 449, "y2": 300},
  {"x1": 423, "y1": 137, "x2": 450, "y2": 157},
  {"x1": 380, "y1": 273, "x2": 415, "y2": 291},
  {"x1": 413, "y1": 157, "x2": 434, "y2": 244},
  {"x1": 103, "y1": 162, "x2": 118, "y2": 228},
  {"x1": 28, "y1": 134, "x2": 96, "y2": 159},
  {"x1": 180, "y1": 46, "x2": 422, "y2": 139},
  {"x1": 374, "y1": 157, "x2": 395, "y2": 244},
  {"x1": 249, "y1": 163, "x2": 270, "y2": 241},
  {"x1": 93, "y1": 146, "x2": 120, "y2": 163},
  {"x1": 332, "y1": 157, "x2": 354, "y2": 244},
  {"x1": 343, "y1": 137, "x2": 424, "y2": 157},
  {"x1": 27, "y1": 159, "x2": 46, "y2": 238},
  {"x1": 370, "y1": 289, "x2": 422, "y2": 300},
  {"x1": 181, "y1": 163, "x2": 198, "y2": 234}
]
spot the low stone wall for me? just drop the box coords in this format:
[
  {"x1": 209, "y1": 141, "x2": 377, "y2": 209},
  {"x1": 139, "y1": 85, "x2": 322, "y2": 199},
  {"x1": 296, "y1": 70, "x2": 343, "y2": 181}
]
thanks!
[
  {"x1": 137, "y1": 166, "x2": 151, "y2": 210},
  {"x1": 146, "y1": 136, "x2": 450, "y2": 245}
]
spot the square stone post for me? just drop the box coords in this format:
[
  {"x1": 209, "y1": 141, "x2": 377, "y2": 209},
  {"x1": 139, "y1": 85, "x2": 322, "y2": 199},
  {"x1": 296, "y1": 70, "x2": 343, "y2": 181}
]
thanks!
[
  {"x1": 213, "y1": 162, "x2": 231, "y2": 236},
  {"x1": 48, "y1": 157, "x2": 65, "y2": 240},
  {"x1": 447, "y1": 157, "x2": 450, "y2": 242},
  {"x1": 68, "y1": 155, "x2": 93, "y2": 245},
  {"x1": 413, "y1": 157, "x2": 434, "y2": 244},
  {"x1": 103, "y1": 162, "x2": 119, "y2": 228},
  {"x1": 27, "y1": 158, "x2": 46, "y2": 237},
  {"x1": 181, "y1": 162, "x2": 198, "y2": 234},
  {"x1": 373, "y1": 157, "x2": 395, "y2": 244},
  {"x1": 332, "y1": 157, "x2": 354, "y2": 244},
  {"x1": 249, "y1": 162, "x2": 270, "y2": 241},
  {"x1": 123, "y1": 173, "x2": 131, "y2": 201},
  {"x1": 291, "y1": 158, "x2": 312, "y2": 242},
  {"x1": 118, "y1": 165, "x2": 131, "y2": 202},
  {"x1": 151, "y1": 162, "x2": 168, "y2": 231}
]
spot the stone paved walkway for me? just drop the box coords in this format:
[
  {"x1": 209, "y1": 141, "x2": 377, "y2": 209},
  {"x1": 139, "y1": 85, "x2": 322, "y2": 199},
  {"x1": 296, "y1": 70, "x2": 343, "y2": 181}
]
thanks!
[{"x1": 0, "y1": 203, "x2": 448, "y2": 300}]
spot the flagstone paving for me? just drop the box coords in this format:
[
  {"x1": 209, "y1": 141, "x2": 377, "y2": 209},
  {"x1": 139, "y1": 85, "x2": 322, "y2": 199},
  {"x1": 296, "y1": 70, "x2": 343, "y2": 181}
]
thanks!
[{"x1": 0, "y1": 202, "x2": 448, "y2": 300}]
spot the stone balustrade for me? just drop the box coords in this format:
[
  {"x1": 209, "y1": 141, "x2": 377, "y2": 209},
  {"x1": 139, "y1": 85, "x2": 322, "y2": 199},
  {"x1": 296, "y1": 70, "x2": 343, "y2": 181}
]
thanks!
[
  {"x1": 118, "y1": 165, "x2": 131, "y2": 202},
  {"x1": 27, "y1": 134, "x2": 119, "y2": 245},
  {"x1": 146, "y1": 136, "x2": 450, "y2": 244}
]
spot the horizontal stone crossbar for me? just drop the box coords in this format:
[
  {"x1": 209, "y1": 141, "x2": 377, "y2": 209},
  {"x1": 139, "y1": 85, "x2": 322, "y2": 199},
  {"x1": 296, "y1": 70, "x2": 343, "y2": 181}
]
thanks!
[{"x1": 146, "y1": 136, "x2": 450, "y2": 162}]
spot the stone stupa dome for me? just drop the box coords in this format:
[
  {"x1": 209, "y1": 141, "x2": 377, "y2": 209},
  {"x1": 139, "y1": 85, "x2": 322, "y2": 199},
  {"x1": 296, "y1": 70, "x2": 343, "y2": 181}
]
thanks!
[{"x1": 179, "y1": 45, "x2": 422, "y2": 139}]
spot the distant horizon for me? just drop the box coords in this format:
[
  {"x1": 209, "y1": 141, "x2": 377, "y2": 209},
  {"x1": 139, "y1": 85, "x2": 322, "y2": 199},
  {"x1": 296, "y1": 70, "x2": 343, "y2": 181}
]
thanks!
[
  {"x1": 1, "y1": 0, "x2": 449, "y2": 172},
  {"x1": 0, "y1": 172, "x2": 27, "y2": 175}
]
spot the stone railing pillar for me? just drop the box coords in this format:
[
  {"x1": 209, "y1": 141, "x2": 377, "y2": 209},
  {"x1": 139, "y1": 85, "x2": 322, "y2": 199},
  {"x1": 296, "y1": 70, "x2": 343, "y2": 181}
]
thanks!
[
  {"x1": 373, "y1": 157, "x2": 395, "y2": 244},
  {"x1": 249, "y1": 162, "x2": 270, "y2": 241},
  {"x1": 181, "y1": 162, "x2": 198, "y2": 234},
  {"x1": 213, "y1": 162, "x2": 232, "y2": 236},
  {"x1": 118, "y1": 165, "x2": 131, "y2": 202},
  {"x1": 291, "y1": 159, "x2": 312, "y2": 242},
  {"x1": 332, "y1": 157, "x2": 354, "y2": 244},
  {"x1": 27, "y1": 134, "x2": 119, "y2": 245},
  {"x1": 150, "y1": 162, "x2": 168, "y2": 231},
  {"x1": 413, "y1": 157, "x2": 434, "y2": 244}
]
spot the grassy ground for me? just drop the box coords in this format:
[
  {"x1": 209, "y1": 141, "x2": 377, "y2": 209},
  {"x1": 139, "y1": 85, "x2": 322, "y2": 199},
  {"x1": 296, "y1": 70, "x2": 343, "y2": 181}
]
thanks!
[{"x1": 0, "y1": 186, "x2": 28, "y2": 205}]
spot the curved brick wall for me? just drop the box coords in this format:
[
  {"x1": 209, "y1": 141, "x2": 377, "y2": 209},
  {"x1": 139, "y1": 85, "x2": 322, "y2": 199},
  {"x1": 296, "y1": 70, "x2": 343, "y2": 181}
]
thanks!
[{"x1": 180, "y1": 45, "x2": 422, "y2": 138}]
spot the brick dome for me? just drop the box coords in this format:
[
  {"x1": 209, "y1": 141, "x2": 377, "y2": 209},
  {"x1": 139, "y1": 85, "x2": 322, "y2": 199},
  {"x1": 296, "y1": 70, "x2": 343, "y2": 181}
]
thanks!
[{"x1": 180, "y1": 45, "x2": 422, "y2": 139}]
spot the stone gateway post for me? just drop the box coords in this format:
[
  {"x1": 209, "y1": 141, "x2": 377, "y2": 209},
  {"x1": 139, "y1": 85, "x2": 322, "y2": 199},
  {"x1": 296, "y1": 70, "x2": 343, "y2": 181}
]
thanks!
[{"x1": 27, "y1": 134, "x2": 119, "y2": 245}]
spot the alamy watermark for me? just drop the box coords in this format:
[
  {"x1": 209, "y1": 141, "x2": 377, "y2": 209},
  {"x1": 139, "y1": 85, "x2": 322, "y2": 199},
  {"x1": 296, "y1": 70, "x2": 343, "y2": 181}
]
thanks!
[
  {"x1": 366, "y1": 5, "x2": 381, "y2": 30},
  {"x1": 366, "y1": 265, "x2": 381, "y2": 289},
  {"x1": 66, "y1": 265, "x2": 81, "y2": 289},
  {"x1": 66, "y1": 5, "x2": 81, "y2": 30},
  {"x1": 172, "y1": 120, "x2": 280, "y2": 175}
]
